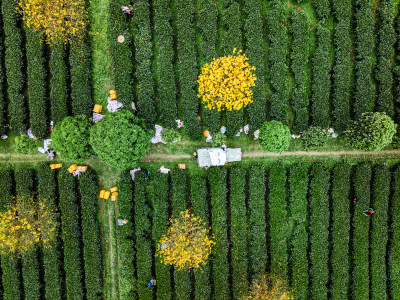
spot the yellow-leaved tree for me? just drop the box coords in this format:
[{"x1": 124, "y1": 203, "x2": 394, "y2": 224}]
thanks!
[
  {"x1": 197, "y1": 49, "x2": 257, "y2": 111},
  {"x1": 157, "y1": 210, "x2": 214, "y2": 270},
  {"x1": 0, "y1": 197, "x2": 59, "y2": 256},
  {"x1": 243, "y1": 275, "x2": 293, "y2": 300},
  {"x1": 18, "y1": 0, "x2": 88, "y2": 44}
]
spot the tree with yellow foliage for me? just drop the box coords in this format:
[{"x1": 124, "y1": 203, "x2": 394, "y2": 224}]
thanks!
[
  {"x1": 0, "y1": 197, "x2": 59, "y2": 256},
  {"x1": 197, "y1": 49, "x2": 257, "y2": 111},
  {"x1": 18, "y1": 0, "x2": 88, "y2": 44},
  {"x1": 243, "y1": 275, "x2": 293, "y2": 300},
  {"x1": 157, "y1": 209, "x2": 214, "y2": 270}
]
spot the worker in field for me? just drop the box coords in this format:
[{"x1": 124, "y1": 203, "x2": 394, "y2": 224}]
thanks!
[
  {"x1": 146, "y1": 278, "x2": 156, "y2": 290},
  {"x1": 121, "y1": 5, "x2": 133, "y2": 14},
  {"x1": 118, "y1": 219, "x2": 129, "y2": 225},
  {"x1": 193, "y1": 152, "x2": 198, "y2": 159},
  {"x1": 363, "y1": 208, "x2": 375, "y2": 217}
]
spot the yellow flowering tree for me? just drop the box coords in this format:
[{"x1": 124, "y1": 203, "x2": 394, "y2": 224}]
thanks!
[
  {"x1": 0, "y1": 198, "x2": 58, "y2": 256},
  {"x1": 243, "y1": 275, "x2": 293, "y2": 300},
  {"x1": 157, "y1": 210, "x2": 214, "y2": 270},
  {"x1": 197, "y1": 49, "x2": 257, "y2": 111},
  {"x1": 18, "y1": 0, "x2": 88, "y2": 44}
]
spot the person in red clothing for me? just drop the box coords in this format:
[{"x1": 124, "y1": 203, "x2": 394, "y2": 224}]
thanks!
[{"x1": 363, "y1": 208, "x2": 375, "y2": 217}]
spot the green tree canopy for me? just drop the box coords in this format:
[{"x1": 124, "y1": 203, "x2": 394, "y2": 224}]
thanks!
[
  {"x1": 347, "y1": 112, "x2": 397, "y2": 151},
  {"x1": 51, "y1": 115, "x2": 92, "y2": 160},
  {"x1": 90, "y1": 110, "x2": 151, "y2": 170},
  {"x1": 258, "y1": 121, "x2": 291, "y2": 153}
]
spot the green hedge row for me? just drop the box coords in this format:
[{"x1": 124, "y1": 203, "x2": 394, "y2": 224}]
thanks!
[
  {"x1": 116, "y1": 171, "x2": 136, "y2": 299},
  {"x1": 219, "y1": 2, "x2": 243, "y2": 137},
  {"x1": 190, "y1": 175, "x2": 211, "y2": 300},
  {"x1": 134, "y1": 171, "x2": 153, "y2": 300},
  {"x1": 15, "y1": 169, "x2": 41, "y2": 300},
  {"x1": 371, "y1": 165, "x2": 390, "y2": 300},
  {"x1": 37, "y1": 165, "x2": 63, "y2": 300},
  {"x1": 49, "y1": 44, "x2": 68, "y2": 124},
  {"x1": 244, "y1": 0, "x2": 266, "y2": 132},
  {"x1": 313, "y1": 0, "x2": 331, "y2": 20},
  {"x1": 209, "y1": 167, "x2": 229, "y2": 299},
  {"x1": 309, "y1": 164, "x2": 330, "y2": 300},
  {"x1": 58, "y1": 169, "x2": 84, "y2": 300},
  {"x1": 78, "y1": 170, "x2": 102, "y2": 300},
  {"x1": 152, "y1": 0, "x2": 177, "y2": 128},
  {"x1": 331, "y1": 163, "x2": 351, "y2": 300},
  {"x1": 25, "y1": 28, "x2": 47, "y2": 139},
  {"x1": 354, "y1": 0, "x2": 375, "y2": 118},
  {"x1": 311, "y1": 24, "x2": 331, "y2": 128},
  {"x1": 267, "y1": 1, "x2": 289, "y2": 124},
  {"x1": 171, "y1": 170, "x2": 191, "y2": 300},
  {"x1": 375, "y1": 0, "x2": 395, "y2": 117},
  {"x1": 0, "y1": 170, "x2": 22, "y2": 300},
  {"x1": 248, "y1": 166, "x2": 267, "y2": 277},
  {"x1": 352, "y1": 163, "x2": 371, "y2": 300},
  {"x1": 332, "y1": 0, "x2": 351, "y2": 131},
  {"x1": 268, "y1": 164, "x2": 288, "y2": 278},
  {"x1": 290, "y1": 9, "x2": 310, "y2": 132},
  {"x1": 229, "y1": 167, "x2": 248, "y2": 299},
  {"x1": 3, "y1": 0, "x2": 26, "y2": 133},
  {"x1": 390, "y1": 168, "x2": 400, "y2": 299},
  {"x1": 0, "y1": 17, "x2": 5, "y2": 136},
  {"x1": 151, "y1": 173, "x2": 172, "y2": 299},
  {"x1": 133, "y1": 0, "x2": 156, "y2": 128},
  {"x1": 198, "y1": 0, "x2": 220, "y2": 134},
  {"x1": 175, "y1": 0, "x2": 201, "y2": 138},
  {"x1": 288, "y1": 164, "x2": 309, "y2": 299},
  {"x1": 69, "y1": 35, "x2": 93, "y2": 117},
  {"x1": 109, "y1": 0, "x2": 134, "y2": 107}
]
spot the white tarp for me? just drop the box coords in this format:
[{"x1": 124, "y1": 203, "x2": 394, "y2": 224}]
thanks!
[
  {"x1": 197, "y1": 148, "x2": 241, "y2": 168},
  {"x1": 209, "y1": 149, "x2": 226, "y2": 166}
]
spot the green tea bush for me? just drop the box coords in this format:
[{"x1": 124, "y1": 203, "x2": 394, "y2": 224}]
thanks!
[
  {"x1": 161, "y1": 128, "x2": 181, "y2": 144},
  {"x1": 15, "y1": 135, "x2": 38, "y2": 155},
  {"x1": 301, "y1": 126, "x2": 331, "y2": 149},
  {"x1": 390, "y1": 167, "x2": 400, "y2": 299},
  {"x1": 211, "y1": 132, "x2": 226, "y2": 147},
  {"x1": 347, "y1": 112, "x2": 396, "y2": 151},
  {"x1": 259, "y1": 121, "x2": 290, "y2": 152}
]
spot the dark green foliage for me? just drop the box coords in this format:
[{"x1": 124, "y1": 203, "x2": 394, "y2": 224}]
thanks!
[
  {"x1": 331, "y1": 163, "x2": 351, "y2": 300},
  {"x1": 69, "y1": 36, "x2": 93, "y2": 117},
  {"x1": 58, "y1": 169, "x2": 84, "y2": 300},
  {"x1": 49, "y1": 44, "x2": 68, "y2": 124},
  {"x1": 371, "y1": 165, "x2": 390, "y2": 300},
  {"x1": 268, "y1": 164, "x2": 288, "y2": 278},
  {"x1": 51, "y1": 115, "x2": 93, "y2": 160},
  {"x1": 151, "y1": 173, "x2": 172, "y2": 300},
  {"x1": 313, "y1": 0, "x2": 331, "y2": 20},
  {"x1": 375, "y1": 0, "x2": 395, "y2": 117},
  {"x1": 248, "y1": 166, "x2": 267, "y2": 277},
  {"x1": 244, "y1": 0, "x2": 266, "y2": 132},
  {"x1": 25, "y1": 28, "x2": 47, "y2": 139},
  {"x1": 190, "y1": 175, "x2": 211, "y2": 300},
  {"x1": 90, "y1": 110, "x2": 151, "y2": 169},
  {"x1": 354, "y1": 0, "x2": 375, "y2": 118},
  {"x1": 133, "y1": 0, "x2": 156, "y2": 128},
  {"x1": 161, "y1": 128, "x2": 181, "y2": 143},
  {"x1": 301, "y1": 126, "x2": 331, "y2": 149},
  {"x1": 152, "y1": 0, "x2": 177, "y2": 128},
  {"x1": 116, "y1": 171, "x2": 136, "y2": 299},
  {"x1": 390, "y1": 167, "x2": 400, "y2": 299},
  {"x1": 309, "y1": 163, "x2": 330, "y2": 300},
  {"x1": 347, "y1": 112, "x2": 397, "y2": 151},
  {"x1": 352, "y1": 163, "x2": 371, "y2": 300},
  {"x1": 229, "y1": 167, "x2": 248, "y2": 298},
  {"x1": 332, "y1": 0, "x2": 352, "y2": 131},
  {"x1": 290, "y1": 9, "x2": 310, "y2": 132},
  {"x1": 78, "y1": 170, "x2": 102, "y2": 300},
  {"x1": 259, "y1": 121, "x2": 291, "y2": 152},
  {"x1": 211, "y1": 132, "x2": 226, "y2": 147},
  {"x1": 37, "y1": 165, "x2": 62, "y2": 300},
  {"x1": 288, "y1": 164, "x2": 309, "y2": 299},
  {"x1": 197, "y1": 0, "x2": 220, "y2": 133},
  {"x1": 311, "y1": 25, "x2": 332, "y2": 128},
  {"x1": 267, "y1": 2, "x2": 289, "y2": 124},
  {"x1": 0, "y1": 15, "x2": 5, "y2": 136},
  {"x1": 134, "y1": 171, "x2": 153, "y2": 300},
  {"x1": 208, "y1": 167, "x2": 229, "y2": 299},
  {"x1": 14, "y1": 135, "x2": 39, "y2": 154},
  {"x1": 3, "y1": 0, "x2": 26, "y2": 133},
  {"x1": 175, "y1": 0, "x2": 201, "y2": 138}
]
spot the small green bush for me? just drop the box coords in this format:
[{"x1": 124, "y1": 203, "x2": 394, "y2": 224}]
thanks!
[
  {"x1": 259, "y1": 121, "x2": 290, "y2": 153},
  {"x1": 161, "y1": 128, "x2": 181, "y2": 143},
  {"x1": 212, "y1": 133, "x2": 227, "y2": 147},
  {"x1": 347, "y1": 112, "x2": 397, "y2": 151},
  {"x1": 15, "y1": 135, "x2": 38, "y2": 154},
  {"x1": 301, "y1": 126, "x2": 331, "y2": 149}
]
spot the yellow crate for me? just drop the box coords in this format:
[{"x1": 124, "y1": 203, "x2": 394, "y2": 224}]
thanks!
[
  {"x1": 111, "y1": 192, "x2": 118, "y2": 202},
  {"x1": 67, "y1": 164, "x2": 78, "y2": 173},
  {"x1": 93, "y1": 104, "x2": 102, "y2": 113},
  {"x1": 99, "y1": 190, "x2": 105, "y2": 198},
  {"x1": 110, "y1": 187, "x2": 118, "y2": 193},
  {"x1": 50, "y1": 164, "x2": 57, "y2": 170},
  {"x1": 178, "y1": 163, "x2": 186, "y2": 170},
  {"x1": 55, "y1": 164, "x2": 62, "y2": 169},
  {"x1": 104, "y1": 191, "x2": 110, "y2": 200},
  {"x1": 110, "y1": 90, "x2": 117, "y2": 99}
]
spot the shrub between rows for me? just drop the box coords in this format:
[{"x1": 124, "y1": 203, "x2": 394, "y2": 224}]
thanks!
[
  {"x1": 171, "y1": 170, "x2": 191, "y2": 299},
  {"x1": 208, "y1": 167, "x2": 229, "y2": 299},
  {"x1": 288, "y1": 164, "x2": 309, "y2": 299},
  {"x1": 313, "y1": 0, "x2": 330, "y2": 20},
  {"x1": 390, "y1": 168, "x2": 400, "y2": 299}
]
